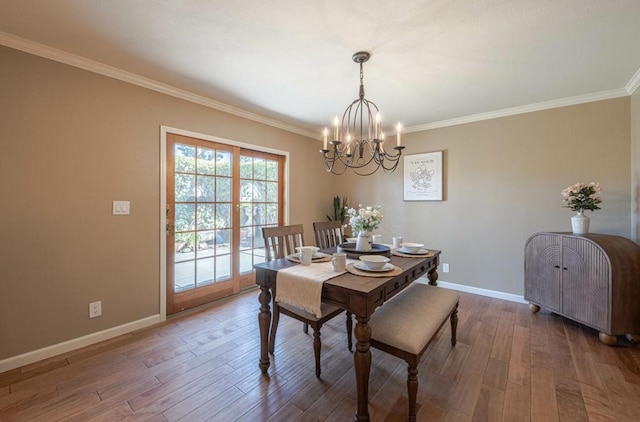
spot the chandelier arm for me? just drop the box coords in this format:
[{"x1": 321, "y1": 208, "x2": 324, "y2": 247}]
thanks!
[
  {"x1": 323, "y1": 147, "x2": 399, "y2": 175},
  {"x1": 323, "y1": 150, "x2": 354, "y2": 175}
]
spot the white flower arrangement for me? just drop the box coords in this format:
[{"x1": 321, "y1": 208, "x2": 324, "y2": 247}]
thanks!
[
  {"x1": 561, "y1": 182, "x2": 603, "y2": 212},
  {"x1": 346, "y1": 204, "x2": 383, "y2": 234}
]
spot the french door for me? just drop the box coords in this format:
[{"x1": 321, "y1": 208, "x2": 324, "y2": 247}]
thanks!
[{"x1": 166, "y1": 133, "x2": 284, "y2": 314}]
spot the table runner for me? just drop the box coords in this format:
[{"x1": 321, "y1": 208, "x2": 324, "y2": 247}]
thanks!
[{"x1": 275, "y1": 261, "x2": 349, "y2": 317}]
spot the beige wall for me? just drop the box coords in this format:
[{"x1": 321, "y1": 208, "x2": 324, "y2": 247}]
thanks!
[
  {"x1": 0, "y1": 46, "x2": 334, "y2": 361},
  {"x1": 336, "y1": 98, "x2": 632, "y2": 296},
  {"x1": 1, "y1": 44, "x2": 636, "y2": 364},
  {"x1": 632, "y1": 86, "x2": 640, "y2": 242}
]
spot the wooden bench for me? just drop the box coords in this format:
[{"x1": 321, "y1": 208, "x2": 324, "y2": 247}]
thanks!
[{"x1": 368, "y1": 282, "x2": 460, "y2": 421}]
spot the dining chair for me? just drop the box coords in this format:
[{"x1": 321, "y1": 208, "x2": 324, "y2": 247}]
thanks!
[
  {"x1": 312, "y1": 220, "x2": 344, "y2": 249},
  {"x1": 262, "y1": 224, "x2": 352, "y2": 377}
]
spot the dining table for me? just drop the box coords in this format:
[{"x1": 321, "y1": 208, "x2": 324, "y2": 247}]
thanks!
[{"x1": 253, "y1": 247, "x2": 441, "y2": 422}]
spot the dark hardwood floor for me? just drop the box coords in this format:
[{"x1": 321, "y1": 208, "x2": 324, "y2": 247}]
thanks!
[{"x1": 1, "y1": 286, "x2": 639, "y2": 421}]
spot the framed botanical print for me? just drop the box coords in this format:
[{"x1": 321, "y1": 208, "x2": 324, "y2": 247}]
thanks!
[{"x1": 403, "y1": 151, "x2": 443, "y2": 201}]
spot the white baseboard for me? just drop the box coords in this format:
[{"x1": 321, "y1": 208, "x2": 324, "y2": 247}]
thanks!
[
  {"x1": 416, "y1": 278, "x2": 527, "y2": 304},
  {"x1": 0, "y1": 314, "x2": 162, "y2": 374},
  {"x1": 1, "y1": 280, "x2": 525, "y2": 374}
]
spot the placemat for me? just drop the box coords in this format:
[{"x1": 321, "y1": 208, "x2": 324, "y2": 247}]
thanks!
[
  {"x1": 286, "y1": 252, "x2": 332, "y2": 263},
  {"x1": 391, "y1": 249, "x2": 434, "y2": 258},
  {"x1": 345, "y1": 262, "x2": 403, "y2": 277}
]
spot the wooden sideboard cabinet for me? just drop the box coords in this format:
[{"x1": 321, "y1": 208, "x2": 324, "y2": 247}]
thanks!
[{"x1": 524, "y1": 232, "x2": 640, "y2": 344}]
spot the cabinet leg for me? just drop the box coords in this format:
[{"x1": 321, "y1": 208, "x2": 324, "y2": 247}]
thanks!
[
  {"x1": 598, "y1": 332, "x2": 617, "y2": 345},
  {"x1": 625, "y1": 333, "x2": 639, "y2": 344},
  {"x1": 529, "y1": 303, "x2": 540, "y2": 313}
]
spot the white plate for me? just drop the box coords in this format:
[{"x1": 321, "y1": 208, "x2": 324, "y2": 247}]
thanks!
[
  {"x1": 396, "y1": 247, "x2": 430, "y2": 255},
  {"x1": 354, "y1": 262, "x2": 395, "y2": 272},
  {"x1": 292, "y1": 252, "x2": 327, "y2": 259}
]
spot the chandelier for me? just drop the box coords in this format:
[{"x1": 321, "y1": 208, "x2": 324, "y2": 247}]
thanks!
[{"x1": 320, "y1": 51, "x2": 404, "y2": 176}]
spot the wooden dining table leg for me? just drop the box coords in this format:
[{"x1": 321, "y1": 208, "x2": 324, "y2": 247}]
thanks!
[
  {"x1": 258, "y1": 285, "x2": 272, "y2": 374},
  {"x1": 354, "y1": 315, "x2": 372, "y2": 422},
  {"x1": 428, "y1": 268, "x2": 438, "y2": 286}
]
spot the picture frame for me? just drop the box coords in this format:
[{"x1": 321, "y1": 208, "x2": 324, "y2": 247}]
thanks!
[{"x1": 403, "y1": 151, "x2": 443, "y2": 201}]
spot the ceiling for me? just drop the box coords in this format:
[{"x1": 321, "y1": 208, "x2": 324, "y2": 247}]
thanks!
[{"x1": 1, "y1": 0, "x2": 640, "y2": 139}]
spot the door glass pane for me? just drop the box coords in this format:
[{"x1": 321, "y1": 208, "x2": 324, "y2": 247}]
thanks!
[
  {"x1": 254, "y1": 181, "x2": 265, "y2": 202},
  {"x1": 216, "y1": 228, "x2": 231, "y2": 248},
  {"x1": 197, "y1": 147, "x2": 215, "y2": 175},
  {"x1": 215, "y1": 255, "x2": 231, "y2": 281},
  {"x1": 239, "y1": 251, "x2": 254, "y2": 274},
  {"x1": 217, "y1": 204, "x2": 231, "y2": 227},
  {"x1": 197, "y1": 230, "x2": 215, "y2": 257},
  {"x1": 175, "y1": 260, "x2": 195, "y2": 291},
  {"x1": 175, "y1": 204, "x2": 194, "y2": 232},
  {"x1": 216, "y1": 177, "x2": 231, "y2": 202},
  {"x1": 240, "y1": 156, "x2": 252, "y2": 178},
  {"x1": 266, "y1": 160, "x2": 277, "y2": 181},
  {"x1": 197, "y1": 204, "x2": 215, "y2": 230},
  {"x1": 216, "y1": 150, "x2": 232, "y2": 176},
  {"x1": 197, "y1": 176, "x2": 215, "y2": 201},
  {"x1": 175, "y1": 174, "x2": 195, "y2": 202},
  {"x1": 175, "y1": 232, "x2": 194, "y2": 261},
  {"x1": 254, "y1": 204, "x2": 266, "y2": 227},
  {"x1": 175, "y1": 144, "x2": 196, "y2": 172},
  {"x1": 240, "y1": 180, "x2": 255, "y2": 202},
  {"x1": 197, "y1": 257, "x2": 215, "y2": 286},
  {"x1": 254, "y1": 158, "x2": 266, "y2": 179},
  {"x1": 239, "y1": 203, "x2": 252, "y2": 227},
  {"x1": 266, "y1": 182, "x2": 277, "y2": 202},
  {"x1": 267, "y1": 204, "x2": 278, "y2": 224}
]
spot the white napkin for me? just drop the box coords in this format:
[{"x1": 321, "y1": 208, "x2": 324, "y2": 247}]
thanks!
[{"x1": 275, "y1": 261, "x2": 346, "y2": 318}]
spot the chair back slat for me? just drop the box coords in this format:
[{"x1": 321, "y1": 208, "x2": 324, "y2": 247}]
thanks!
[
  {"x1": 313, "y1": 220, "x2": 343, "y2": 249},
  {"x1": 262, "y1": 224, "x2": 305, "y2": 261}
]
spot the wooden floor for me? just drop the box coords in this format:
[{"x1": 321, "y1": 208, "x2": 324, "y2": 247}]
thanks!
[{"x1": 1, "y1": 287, "x2": 640, "y2": 421}]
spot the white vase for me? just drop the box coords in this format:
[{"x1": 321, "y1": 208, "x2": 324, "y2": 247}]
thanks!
[
  {"x1": 355, "y1": 231, "x2": 372, "y2": 251},
  {"x1": 571, "y1": 211, "x2": 590, "y2": 234}
]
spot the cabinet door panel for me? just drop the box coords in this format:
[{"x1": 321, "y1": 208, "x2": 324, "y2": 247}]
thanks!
[
  {"x1": 562, "y1": 237, "x2": 610, "y2": 331},
  {"x1": 525, "y1": 234, "x2": 561, "y2": 311}
]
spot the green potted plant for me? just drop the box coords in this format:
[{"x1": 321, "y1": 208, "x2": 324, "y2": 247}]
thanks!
[{"x1": 327, "y1": 195, "x2": 348, "y2": 223}]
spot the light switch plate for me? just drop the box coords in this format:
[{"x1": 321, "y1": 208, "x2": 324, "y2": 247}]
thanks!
[{"x1": 112, "y1": 201, "x2": 130, "y2": 215}]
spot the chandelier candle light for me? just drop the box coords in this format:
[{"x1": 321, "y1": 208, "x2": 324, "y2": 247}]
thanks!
[{"x1": 320, "y1": 51, "x2": 405, "y2": 176}]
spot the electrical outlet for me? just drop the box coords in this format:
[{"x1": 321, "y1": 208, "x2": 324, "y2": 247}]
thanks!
[
  {"x1": 89, "y1": 301, "x2": 102, "y2": 318},
  {"x1": 442, "y1": 263, "x2": 450, "y2": 273}
]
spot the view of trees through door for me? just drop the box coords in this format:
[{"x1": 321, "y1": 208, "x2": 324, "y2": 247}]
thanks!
[{"x1": 166, "y1": 133, "x2": 284, "y2": 314}]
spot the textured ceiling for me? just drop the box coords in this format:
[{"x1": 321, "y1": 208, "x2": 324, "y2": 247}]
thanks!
[{"x1": 1, "y1": 0, "x2": 640, "y2": 138}]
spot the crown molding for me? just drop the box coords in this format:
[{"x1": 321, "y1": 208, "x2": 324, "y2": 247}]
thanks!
[
  {"x1": 627, "y1": 66, "x2": 640, "y2": 95},
  {"x1": 0, "y1": 31, "x2": 318, "y2": 140},
  {"x1": 2, "y1": 31, "x2": 638, "y2": 138},
  {"x1": 405, "y1": 88, "x2": 630, "y2": 133}
]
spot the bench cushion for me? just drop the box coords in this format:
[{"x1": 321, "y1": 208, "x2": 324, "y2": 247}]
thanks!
[{"x1": 369, "y1": 283, "x2": 459, "y2": 355}]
